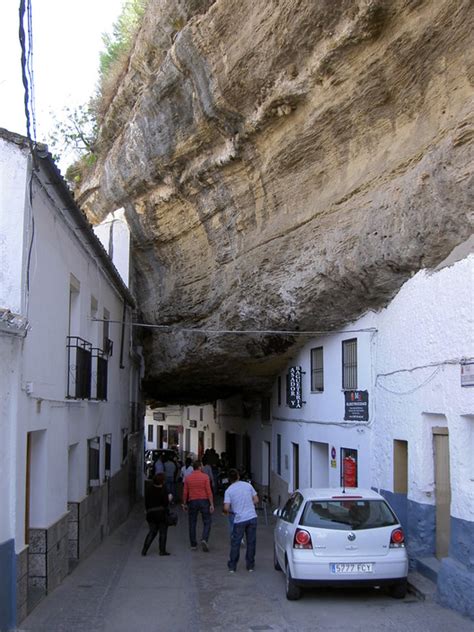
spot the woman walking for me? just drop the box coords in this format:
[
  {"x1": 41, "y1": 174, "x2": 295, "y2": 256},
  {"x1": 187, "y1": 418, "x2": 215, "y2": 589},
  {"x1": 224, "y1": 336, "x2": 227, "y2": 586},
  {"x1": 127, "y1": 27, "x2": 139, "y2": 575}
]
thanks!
[{"x1": 142, "y1": 473, "x2": 172, "y2": 556}]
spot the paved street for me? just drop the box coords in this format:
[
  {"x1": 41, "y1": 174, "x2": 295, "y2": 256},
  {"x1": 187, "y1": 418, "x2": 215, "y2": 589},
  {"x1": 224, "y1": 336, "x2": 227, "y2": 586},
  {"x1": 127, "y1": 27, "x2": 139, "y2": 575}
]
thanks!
[{"x1": 21, "y1": 501, "x2": 473, "y2": 632}]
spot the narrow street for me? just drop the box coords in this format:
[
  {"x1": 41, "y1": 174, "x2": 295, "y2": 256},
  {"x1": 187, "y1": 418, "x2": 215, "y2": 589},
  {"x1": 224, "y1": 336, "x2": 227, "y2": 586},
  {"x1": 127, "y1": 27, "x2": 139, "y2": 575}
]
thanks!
[{"x1": 21, "y1": 501, "x2": 473, "y2": 632}]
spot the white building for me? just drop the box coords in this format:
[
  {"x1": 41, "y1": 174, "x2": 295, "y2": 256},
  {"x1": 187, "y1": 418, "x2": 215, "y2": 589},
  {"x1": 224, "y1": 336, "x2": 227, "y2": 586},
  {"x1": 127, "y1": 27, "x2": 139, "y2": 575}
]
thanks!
[
  {"x1": 242, "y1": 248, "x2": 473, "y2": 619},
  {"x1": 0, "y1": 129, "x2": 143, "y2": 629},
  {"x1": 145, "y1": 402, "x2": 224, "y2": 459}
]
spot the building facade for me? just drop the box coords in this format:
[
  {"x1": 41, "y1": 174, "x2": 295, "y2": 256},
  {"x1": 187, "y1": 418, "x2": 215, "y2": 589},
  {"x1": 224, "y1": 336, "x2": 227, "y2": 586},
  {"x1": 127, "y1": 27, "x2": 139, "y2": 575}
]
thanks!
[
  {"x1": 0, "y1": 130, "x2": 143, "y2": 630},
  {"x1": 243, "y1": 249, "x2": 473, "y2": 619}
]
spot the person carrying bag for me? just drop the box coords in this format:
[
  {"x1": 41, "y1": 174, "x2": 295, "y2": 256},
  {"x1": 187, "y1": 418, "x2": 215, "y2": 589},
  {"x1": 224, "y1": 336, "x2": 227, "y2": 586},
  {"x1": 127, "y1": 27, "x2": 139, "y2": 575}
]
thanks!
[{"x1": 142, "y1": 473, "x2": 172, "y2": 556}]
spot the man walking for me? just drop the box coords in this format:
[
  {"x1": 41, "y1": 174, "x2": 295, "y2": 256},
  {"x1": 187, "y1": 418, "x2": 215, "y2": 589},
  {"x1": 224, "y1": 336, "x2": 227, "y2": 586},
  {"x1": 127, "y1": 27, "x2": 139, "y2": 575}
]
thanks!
[
  {"x1": 182, "y1": 460, "x2": 214, "y2": 551},
  {"x1": 223, "y1": 468, "x2": 259, "y2": 573}
]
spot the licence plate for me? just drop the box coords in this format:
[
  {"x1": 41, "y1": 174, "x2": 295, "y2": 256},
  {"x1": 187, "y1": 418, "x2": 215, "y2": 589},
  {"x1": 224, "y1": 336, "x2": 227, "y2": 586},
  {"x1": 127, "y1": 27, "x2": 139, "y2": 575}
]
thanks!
[{"x1": 330, "y1": 563, "x2": 373, "y2": 574}]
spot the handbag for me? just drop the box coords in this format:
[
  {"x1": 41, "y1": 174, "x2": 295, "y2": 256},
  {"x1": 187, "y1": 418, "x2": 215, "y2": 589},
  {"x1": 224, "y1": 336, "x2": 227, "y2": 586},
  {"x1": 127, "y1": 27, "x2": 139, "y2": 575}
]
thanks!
[{"x1": 166, "y1": 509, "x2": 178, "y2": 527}]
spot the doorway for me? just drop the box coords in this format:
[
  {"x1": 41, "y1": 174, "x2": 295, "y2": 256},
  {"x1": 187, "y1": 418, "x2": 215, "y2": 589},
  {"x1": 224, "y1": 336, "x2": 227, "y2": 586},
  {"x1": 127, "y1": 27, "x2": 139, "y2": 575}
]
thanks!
[
  {"x1": 310, "y1": 441, "x2": 329, "y2": 487},
  {"x1": 292, "y1": 442, "x2": 299, "y2": 491},
  {"x1": 225, "y1": 432, "x2": 237, "y2": 468},
  {"x1": 198, "y1": 431, "x2": 205, "y2": 459},
  {"x1": 262, "y1": 441, "x2": 271, "y2": 497},
  {"x1": 433, "y1": 427, "x2": 451, "y2": 559}
]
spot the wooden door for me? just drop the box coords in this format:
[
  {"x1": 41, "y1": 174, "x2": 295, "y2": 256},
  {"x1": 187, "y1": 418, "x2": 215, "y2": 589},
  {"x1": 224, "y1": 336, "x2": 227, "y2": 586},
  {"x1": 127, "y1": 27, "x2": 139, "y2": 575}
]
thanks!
[{"x1": 433, "y1": 428, "x2": 451, "y2": 559}]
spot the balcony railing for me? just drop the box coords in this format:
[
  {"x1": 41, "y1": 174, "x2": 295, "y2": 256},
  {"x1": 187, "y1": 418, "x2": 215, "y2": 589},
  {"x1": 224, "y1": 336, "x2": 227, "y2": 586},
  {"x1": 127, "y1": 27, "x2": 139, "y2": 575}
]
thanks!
[
  {"x1": 91, "y1": 348, "x2": 108, "y2": 401},
  {"x1": 66, "y1": 336, "x2": 92, "y2": 399}
]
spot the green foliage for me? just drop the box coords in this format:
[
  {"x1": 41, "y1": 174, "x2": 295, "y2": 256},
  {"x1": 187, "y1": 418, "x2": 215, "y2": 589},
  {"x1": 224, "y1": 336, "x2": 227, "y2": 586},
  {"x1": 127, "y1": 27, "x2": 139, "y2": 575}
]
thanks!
[
  {"x1": 48, "y1": 102, "x2": 98, "y2": 156},
  {"x1": 99, "y1": 0, "x2": 148, "y2": 83}
]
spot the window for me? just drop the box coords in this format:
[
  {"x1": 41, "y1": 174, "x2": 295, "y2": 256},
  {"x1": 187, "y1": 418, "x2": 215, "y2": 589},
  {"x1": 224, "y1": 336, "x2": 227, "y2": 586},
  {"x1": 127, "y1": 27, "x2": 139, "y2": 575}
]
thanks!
[
  {"x1": 88, "y1": 437, "x2": 100, "y2": 488},
  {"x1": 281, "y1": 492, "x2": 304, "y2": 523},
  {"x1": 66, "y1": 337, "x2": 92, "y2": 399},
  {"x1": 104, "y1": 434, "x2": 111, "y2": 478},
  {"x1": 68, "y1": 275, "x2": 80, "y2": 336},
  {"x1": 122, "y1": 429, "x2": 128, "y2": 463},
  {"x1": 261, "y1": 397, "x2": 271, "y2": 423},
  {"x1": 147, "y1": 424, "x2": 154, "y2": 442},
  {"x1": 342, "y1": 338, "x2": 357, "y2": 390},
  {"x1": 91, "y1": 348, "x2": 108, "y2": 400},
  {"x1": 277, "y1": 376, "x2": 282, "y2": 406},
  {"x1": 199, "y1": 408, "x2": 203, "y2": 422},
  {"x1": 300, "y1": 499, "x2": 397, "y2": 530},
  {"x1": 103, "y1": 309, "x2": 113, "y2": 356},
  {"x1": 393, "y1": 440, "x2": 408, "y2": 494},
  {"x1": 277, "y1": 434, "x2": 282, "y2": 475},
  {"x1": 310, "y1": 346, "x2": 324, "y2": 392}
]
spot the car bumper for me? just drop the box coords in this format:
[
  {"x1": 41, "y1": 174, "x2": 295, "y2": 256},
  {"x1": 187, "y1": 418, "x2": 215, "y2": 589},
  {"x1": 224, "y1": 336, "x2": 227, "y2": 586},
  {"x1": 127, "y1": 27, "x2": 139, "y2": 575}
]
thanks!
[{"x1": 289, "y1": 551, "x2": 408, "y2": 584}]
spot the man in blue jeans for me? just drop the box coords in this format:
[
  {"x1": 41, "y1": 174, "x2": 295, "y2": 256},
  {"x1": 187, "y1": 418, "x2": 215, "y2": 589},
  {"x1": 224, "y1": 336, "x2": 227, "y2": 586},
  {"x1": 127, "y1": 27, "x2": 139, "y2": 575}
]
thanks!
[
  {"x1": 223, "y1": 469, "x2": 259, "y2": 572},
  {"x1": 182, "y1": 460, "x2": 214, "y2": 551}
]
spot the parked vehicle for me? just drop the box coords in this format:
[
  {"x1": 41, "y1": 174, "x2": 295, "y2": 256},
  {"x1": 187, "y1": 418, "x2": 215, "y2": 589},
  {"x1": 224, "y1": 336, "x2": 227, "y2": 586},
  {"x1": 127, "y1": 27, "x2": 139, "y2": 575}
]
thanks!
[{"x1": 273, "y1": 487, "x2": 408, "y2": 601}]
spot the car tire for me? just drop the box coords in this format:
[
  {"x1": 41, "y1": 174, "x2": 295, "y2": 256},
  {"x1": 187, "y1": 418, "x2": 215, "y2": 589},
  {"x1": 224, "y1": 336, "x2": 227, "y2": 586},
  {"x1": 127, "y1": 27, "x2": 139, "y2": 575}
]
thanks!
[
  {"x1": 389, "y1": 579, "x2": 407, "y2": 599},
  {"x1": 285, "y1": 562, "x2": 301, "y2": 600},
  {"x1": 274, "y1": 545, "x2": 282, "y2": 571}
]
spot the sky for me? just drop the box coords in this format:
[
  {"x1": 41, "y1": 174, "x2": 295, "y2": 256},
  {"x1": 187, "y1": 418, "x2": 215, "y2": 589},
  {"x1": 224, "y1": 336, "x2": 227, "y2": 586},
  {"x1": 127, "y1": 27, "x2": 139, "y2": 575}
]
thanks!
[{"x1": 0, "y1": 0, "x2": 126, "y2": 166}]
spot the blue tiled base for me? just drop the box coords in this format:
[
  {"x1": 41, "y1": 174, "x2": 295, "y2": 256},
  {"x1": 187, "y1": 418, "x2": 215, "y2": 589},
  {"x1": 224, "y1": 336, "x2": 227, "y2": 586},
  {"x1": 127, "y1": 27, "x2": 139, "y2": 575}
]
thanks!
[{"x1": 0, "y1": 538, "x2": 16, "y2": 632}]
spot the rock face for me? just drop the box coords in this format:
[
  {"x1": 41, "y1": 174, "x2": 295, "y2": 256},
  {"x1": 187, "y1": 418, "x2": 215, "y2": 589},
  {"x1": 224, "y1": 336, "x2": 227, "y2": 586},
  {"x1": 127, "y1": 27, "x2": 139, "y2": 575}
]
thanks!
[{"x1": 79, "y1": 0, "x2": 474, "y2": 403}]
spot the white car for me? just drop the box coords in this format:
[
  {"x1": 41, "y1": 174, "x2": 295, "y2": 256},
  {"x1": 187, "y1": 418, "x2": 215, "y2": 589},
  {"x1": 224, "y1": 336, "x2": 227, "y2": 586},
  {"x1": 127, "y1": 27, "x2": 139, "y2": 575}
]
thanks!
[{"x1": 273, "y1": 488, "x2": 408, "y2": 600}]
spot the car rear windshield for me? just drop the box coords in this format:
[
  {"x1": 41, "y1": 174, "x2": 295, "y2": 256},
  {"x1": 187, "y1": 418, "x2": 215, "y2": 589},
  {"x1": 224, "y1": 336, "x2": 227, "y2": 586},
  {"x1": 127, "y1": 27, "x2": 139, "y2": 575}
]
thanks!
[{"x1": 300, "y1": 499, "x2": 398, "y2": 531}]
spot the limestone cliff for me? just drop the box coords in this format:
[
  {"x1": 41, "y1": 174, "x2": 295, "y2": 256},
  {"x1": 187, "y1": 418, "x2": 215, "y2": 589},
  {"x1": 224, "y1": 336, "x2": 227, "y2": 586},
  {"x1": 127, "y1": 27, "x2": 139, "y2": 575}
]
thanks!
[{"x1": 78, "y1": 0, "x2": 474, "y2": 403}]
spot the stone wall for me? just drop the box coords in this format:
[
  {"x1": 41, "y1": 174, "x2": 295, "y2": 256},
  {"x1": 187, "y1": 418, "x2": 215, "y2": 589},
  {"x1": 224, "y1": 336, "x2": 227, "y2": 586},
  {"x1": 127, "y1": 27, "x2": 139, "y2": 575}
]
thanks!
[
  {"x1": 16, "y1": 547, "x2": 28, "y2": 624},
  {"x1": 27, "y1": 513, "x2": 69, "y2": 612}
]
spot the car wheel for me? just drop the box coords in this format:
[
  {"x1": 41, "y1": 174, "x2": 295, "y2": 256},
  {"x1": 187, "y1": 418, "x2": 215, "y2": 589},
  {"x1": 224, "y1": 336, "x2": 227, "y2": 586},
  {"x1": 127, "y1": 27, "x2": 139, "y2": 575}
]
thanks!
[
  {"x1": 274, "y1": 545, "x2": 282, "y2": 571},
  {"x1": 389, "y1": 579, "x2": 407, "y2": 599},
  {"x1": 285, "y1": 562, "x2": 301, "y2": 600}
]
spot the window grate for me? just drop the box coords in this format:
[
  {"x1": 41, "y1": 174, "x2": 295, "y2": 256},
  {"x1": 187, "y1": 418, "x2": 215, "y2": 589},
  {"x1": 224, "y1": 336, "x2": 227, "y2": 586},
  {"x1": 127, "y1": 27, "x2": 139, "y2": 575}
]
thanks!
[
  {"x1": 311, "y1": 347, "x2": 324, "y2": 391},
  {"x1": 342, "y1": 338, "x2": 357, "y2": 390},
  {"x1": 66, "y1": 337, "x2": 92, "y2": 399}
]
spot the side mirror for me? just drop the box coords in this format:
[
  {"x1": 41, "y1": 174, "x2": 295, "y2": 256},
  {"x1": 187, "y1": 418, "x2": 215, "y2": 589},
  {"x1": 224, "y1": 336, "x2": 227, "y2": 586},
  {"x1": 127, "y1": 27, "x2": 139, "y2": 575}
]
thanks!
[{"x1": 273, "y1": 508, "x2": 282, "y2": 518}]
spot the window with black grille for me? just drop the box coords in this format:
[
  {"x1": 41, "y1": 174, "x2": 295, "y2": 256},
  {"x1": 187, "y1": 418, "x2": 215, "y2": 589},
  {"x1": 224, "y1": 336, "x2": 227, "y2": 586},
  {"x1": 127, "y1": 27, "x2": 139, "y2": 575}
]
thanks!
[
  {"x1": 66, "y1": 337, "x2": 92, "y2": 399},
  {"x1": 88, "y1": 437, "x2": 100, "y2": 489},
  {"x1": 91, "y1": 348, "x2": 108, "y2": 400},
  {"x1": 342, "y1": 338, "x2": 358, "y2": 390},
  {"x1": 310, "y1": 346, "x2": 324, "y2": 392}
]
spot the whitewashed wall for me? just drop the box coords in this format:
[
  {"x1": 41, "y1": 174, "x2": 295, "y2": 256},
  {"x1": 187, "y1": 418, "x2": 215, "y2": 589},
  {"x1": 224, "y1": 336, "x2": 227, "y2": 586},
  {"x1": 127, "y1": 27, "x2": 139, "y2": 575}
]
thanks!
[
  {"x1": 0, "y1": 138, "x2": 138, "y2": 552},
  {"x1": 373, "y1": 255, "x2": 474, "y2": 522},
  {"x1": 0, "y1": 138, "x2": 28, "y2": 313},
  {"x1": 269, "y1": 313, "x2": 376, "y2": 495}
]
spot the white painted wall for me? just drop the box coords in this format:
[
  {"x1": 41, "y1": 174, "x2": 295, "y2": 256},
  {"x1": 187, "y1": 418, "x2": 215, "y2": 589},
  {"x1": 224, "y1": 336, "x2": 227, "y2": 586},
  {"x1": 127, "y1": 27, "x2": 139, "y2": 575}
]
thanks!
[
  {"x1": 0, "y1": 138, "x2": 28, "y2": 313},
  {"x1": 0, "y1": 136, "x2": 140, "y2": 549},
  {"x1": 269, "y1": 314, "x2": 376, "y2": 494},
  {"x1": 93, "y1": 209, "x2": 130, "y2": 287},
  {"x1": 373, "y1": 255, "x2": 474, "y2": 522}
]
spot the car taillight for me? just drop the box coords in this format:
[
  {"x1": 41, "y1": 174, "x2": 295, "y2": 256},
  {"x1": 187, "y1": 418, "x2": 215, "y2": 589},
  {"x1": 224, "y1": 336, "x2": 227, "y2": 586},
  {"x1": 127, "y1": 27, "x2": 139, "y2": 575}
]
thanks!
[
  {"x1": 294, "y1": 529, "x2": 312, "y2": 549},
  {"x1": 390, "y1": 528, "x2": 405, "y2": 548}
]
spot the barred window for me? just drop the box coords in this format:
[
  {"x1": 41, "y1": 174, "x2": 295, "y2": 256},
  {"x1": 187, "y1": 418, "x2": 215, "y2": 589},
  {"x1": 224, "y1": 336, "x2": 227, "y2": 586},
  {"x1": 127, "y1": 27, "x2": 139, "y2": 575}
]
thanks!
[
  {"x1": 147, "y1": 424, "x2": 154, "y2": 442},
  {"x1": 310, "y1": 347, "x2": 324, "y2": 392},
  {"x1": 342, "y1": 338, "x2": 357, "y2": 390}
]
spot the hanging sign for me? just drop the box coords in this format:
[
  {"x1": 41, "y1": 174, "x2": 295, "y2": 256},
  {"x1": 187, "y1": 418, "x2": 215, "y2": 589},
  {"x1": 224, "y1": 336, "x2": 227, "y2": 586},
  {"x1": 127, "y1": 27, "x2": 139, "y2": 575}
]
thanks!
[
  {"x1": 344, "y1": 390, "x2": 369, "y2": 421},
  {"x1": 287, "y1": 366, "x2": 303, "y2": 409}
]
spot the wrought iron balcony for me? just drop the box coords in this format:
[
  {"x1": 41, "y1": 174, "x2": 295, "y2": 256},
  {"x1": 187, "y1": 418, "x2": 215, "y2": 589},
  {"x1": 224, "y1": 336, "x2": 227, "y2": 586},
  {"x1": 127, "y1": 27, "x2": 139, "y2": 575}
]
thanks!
[
  {"x1": 91, "y1": 348, "x2": 108, "y2": 401},
  {"x1": 66, "y1": 336, "x2": 92, "y2": 399}
]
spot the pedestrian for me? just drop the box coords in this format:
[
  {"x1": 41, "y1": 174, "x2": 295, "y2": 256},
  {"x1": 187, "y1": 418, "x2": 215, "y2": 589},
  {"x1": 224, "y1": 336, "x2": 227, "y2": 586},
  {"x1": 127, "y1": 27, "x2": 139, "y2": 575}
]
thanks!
[
  {"x1": 163, "y1": 454, "x2": 177, "y2": 501},
  {"x1": 181, "y1": 456, "x2": 193, "y2": 481},
  {"x1": 223, "y1": 468, "x2": 258, "y2": 573},
  {"x1": 154, "y1": 452, "x2": 165, "y2": 475},
  {"x1": 182, "y1": 460, "x2": 214, "y2": 552},
  {"x1": 202, "y1": 456, "x2": 214, "y2": 492},
  {"x1": 142, "y1": 473, "x2": 172, "y2": 556}
]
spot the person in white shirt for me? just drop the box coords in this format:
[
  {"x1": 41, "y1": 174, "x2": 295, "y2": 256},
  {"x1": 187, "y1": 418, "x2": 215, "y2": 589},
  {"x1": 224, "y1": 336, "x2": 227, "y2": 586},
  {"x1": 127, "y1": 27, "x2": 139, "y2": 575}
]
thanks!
[{"x1": 223, "y1": 469, "x2": 259, "y2": 573}]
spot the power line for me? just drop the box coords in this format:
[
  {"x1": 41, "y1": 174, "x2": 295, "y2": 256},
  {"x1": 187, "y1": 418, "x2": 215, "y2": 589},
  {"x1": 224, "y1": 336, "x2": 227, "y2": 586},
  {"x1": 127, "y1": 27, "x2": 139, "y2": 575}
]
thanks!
[{"x1": 91, "y1": 318, "x2": 377, "y2": 336}]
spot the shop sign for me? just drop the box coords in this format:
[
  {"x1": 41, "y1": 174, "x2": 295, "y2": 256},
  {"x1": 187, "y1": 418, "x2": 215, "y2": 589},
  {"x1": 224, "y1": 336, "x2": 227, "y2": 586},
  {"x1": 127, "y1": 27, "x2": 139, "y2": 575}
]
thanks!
[
  {"x1": 344, "y1": 390, "x2": 369, "y2": 421},
  {"x1": 287, "y1": 366, "x2": 303, "y2": 409}
]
